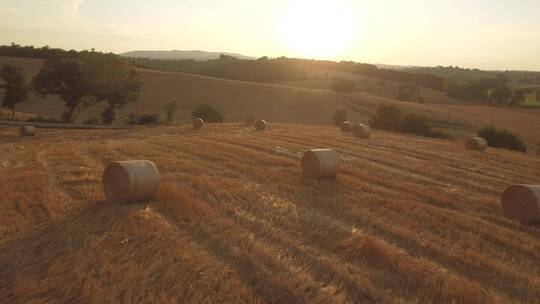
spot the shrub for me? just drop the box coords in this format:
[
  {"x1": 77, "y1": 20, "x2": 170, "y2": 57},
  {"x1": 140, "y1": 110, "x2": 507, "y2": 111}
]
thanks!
[
  {"x1": 396, "y1": 88, "x2": 414, "y2": 101},
  {"x1": 331, "y1": 78, "x2": 356, "y2": 93},
  {"x1": 369, "y1": 104, "x2": 402, "y2": 131},
  {"x1": 427, "y1": 128, "x2": 452, "y2": 139},
  {"x1": 192, "y1": 104, "x2": 224, "y2": 123},
  {"x1": 447, "y1": 82, "x2": 489, "y2": 101},
  {"x1": 478, "y1": 125, "x2": 527, "y2": 152},
  {"x1": 396, "y1": 83, "x2": 420, "y2": 101},
  {"x1": 401, "y1": 113, "x2": 431, "y2": 135},
  {"x1": 125, "y1": 113, "x2": 137, "y2": 124},
  {"x1": 101, "y1": 106, "x2": 116, "y2": 124},
  {"x1": 401, "y1": 113, "x2": 451, "y2": 139},
  {"x1": 163, "y1": 100, "x2": 177, "y2": 124},
  {"x1": 85, "y1": 116, "x2": 101, "y2": 125},
  {"x1": 509, "y1": 90, "x2": 526, "y2": 106},
  {"x1": 333, "y1": 108, "x2": 347, "y2": 126},
  {"x1": 125, "y1": 113, "x2": 160, "y2": 125},
  {"x1": 369, "y1": 104, "x2": 450, "y2": 139},
  {"x1": 489, "y1": 86, "x2": 512, "y2": 104},
  {"x1": 399, "y1": 83, "x2": 420, "y2": 94},
  {"x1": 27, "y1": 116, "x2": 61, "y2": 124}
]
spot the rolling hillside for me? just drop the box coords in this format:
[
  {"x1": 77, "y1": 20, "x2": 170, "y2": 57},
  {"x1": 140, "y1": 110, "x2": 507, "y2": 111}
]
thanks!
[
  {"x1": 0, "y1": 124, "x2": 539, "y2": 303},
  {"x1": 131, "y1": 68, "x2": 356, "y2": 124},
  {"x1": 1, "y1": 56, "x2": 540, "y2": 149},
  {"x1": 0, "y1": 56, "x2": 364, "y2": 124}
]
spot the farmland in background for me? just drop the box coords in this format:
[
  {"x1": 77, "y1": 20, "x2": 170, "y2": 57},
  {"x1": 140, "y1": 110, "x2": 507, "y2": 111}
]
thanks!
[{"x1": 2, "y1": 56, "x2": 540, "y2": 152}]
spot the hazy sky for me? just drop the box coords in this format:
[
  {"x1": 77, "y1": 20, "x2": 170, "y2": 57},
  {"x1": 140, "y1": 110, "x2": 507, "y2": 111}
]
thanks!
[{"x1": 1, "y1": 0, "x2": 540, "y2": 70}]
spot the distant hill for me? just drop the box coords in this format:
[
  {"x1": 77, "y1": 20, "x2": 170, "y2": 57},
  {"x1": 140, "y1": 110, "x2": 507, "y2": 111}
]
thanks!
[
  {"x1": 121, "y1": 50, "x2": 256, "y2": 61},
  {"x1": 375, "y1": 63, "x2": 414, "y2": 70}
]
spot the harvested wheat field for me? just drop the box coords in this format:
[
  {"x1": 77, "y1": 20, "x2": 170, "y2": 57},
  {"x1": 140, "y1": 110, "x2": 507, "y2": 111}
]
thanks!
[{"x1": 1, "y1": 124, "x2": 540, "y2": 304}]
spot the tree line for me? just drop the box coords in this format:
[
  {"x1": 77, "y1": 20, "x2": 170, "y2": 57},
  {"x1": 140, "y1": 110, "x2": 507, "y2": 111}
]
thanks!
[
  {"x1": 1, "y1": 43, "x2": 446, "y2": 92},
  {"x1": 445, "y1": 75, "x2": 539, "y2": 106},
  {"x1": 0, "y1": 65, "x2": 28, "y2": 119},
  {"x1": 1, "y1": 49, "x2": 141, "y2": 123},
  {"x1": 406, "y1": 65, "x2": 540, "y2": 86},
  {"x1": 0, "y1": 43, "x2": 66, "y2": 59},
  {"x1": 128, "y1": 55, "x2": 445, "y2": 90}
]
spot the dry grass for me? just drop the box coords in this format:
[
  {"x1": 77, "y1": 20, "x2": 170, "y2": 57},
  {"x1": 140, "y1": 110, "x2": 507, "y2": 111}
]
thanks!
[
  {"x1": 0, "y1": 123, "x2": 539, "y2": 303},
  {"x1": 0, "y1": 109, "x2": 37, "y2": 121}
]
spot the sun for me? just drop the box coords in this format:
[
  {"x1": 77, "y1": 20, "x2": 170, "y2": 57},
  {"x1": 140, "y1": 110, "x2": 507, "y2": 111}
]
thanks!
[{"x1": 278, "y1": 0, "x2": 357, "y2": 59}]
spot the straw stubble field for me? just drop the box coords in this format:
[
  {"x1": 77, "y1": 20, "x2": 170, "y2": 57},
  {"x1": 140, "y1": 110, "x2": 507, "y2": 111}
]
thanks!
[{"x1": 0, "y1": 124, "x2": 539, "y2": 303}]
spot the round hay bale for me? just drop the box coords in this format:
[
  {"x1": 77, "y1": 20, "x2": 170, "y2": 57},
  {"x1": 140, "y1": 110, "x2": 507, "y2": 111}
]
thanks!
[
  {"x1": 102, "y1": 160, "x2": 160, "y2": 203},
  {"x1": 20, "y1": 125, "x2": 36, "y2": 136},
  {"x1": 466, "y1": 137, "x2": 487, "y2": 151},
  {"x1": 193, "y1": 118, "x2": 205, "y2": 130},
  {"x1": 255, "y1": 120, "x2": 267, "y2": 131},
  {"x1": 501, "y1": 185, "x2": 540, "y2": 225},
  {"x1": 352, "y1": 123, "x2": 371, "y2": 139},
  {"x1": 301, "y1": 149, "x2": 339, "y2": 179},
  {"x1": 341, "y1": 122, "x2": 353, "y2": 133},
  {"x1": 246, "y1": 115, "x2": 256, "y2": 126}
]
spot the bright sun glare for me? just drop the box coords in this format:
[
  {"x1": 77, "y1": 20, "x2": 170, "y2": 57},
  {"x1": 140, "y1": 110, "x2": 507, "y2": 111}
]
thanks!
[{"x1": 279, "y1": 0, "x2": 356, "y2": 59}]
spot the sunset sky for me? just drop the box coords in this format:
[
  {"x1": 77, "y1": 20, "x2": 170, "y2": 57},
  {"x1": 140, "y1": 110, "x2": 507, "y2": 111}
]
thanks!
[{"x1": 1, "y1": 0, "x2": 539, "y2": 70}]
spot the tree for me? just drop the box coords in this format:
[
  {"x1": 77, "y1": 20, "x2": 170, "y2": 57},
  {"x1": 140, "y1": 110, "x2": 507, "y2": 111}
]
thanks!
[
  {"x1": 32, "y1": 51, "x2": 141, "y2": 124},
  {"x1": 369, "y1": 104, "x2": 402, "y2": 131},
  {"x1": 397, "y1": 88, "x2": 414, "y2": 101},
  {"x1": 100, "y1": 106, "x2": 116, "y2": 125},
  {"x1": 479, "y1": 77, "x2": 509, "y2": 88},
  {"x1": 445, "y1": 77, "x2": 489, "y2": 101},
  {"x1": 489, "y1": 86, "x2": 512, "y2": 104},
  {"x1": 478, "y1": 125, "x2": 527, "y2": 152},
  {"x1": 495, "y1": 73, "x2": 510, "y2": 86},
  {"x1": 193, "y1": 104, "x2": 224, "y2": 123},
  {"x1": 396, "y1": 83, "x2": 419, "y2": 101},
  {"x1": 163, "y1": 100, "x2": 177, "y2": 124},
  {"x1": 125, "y1": 113, "x2": 160, "y2": 125},
  {"x1": 446, "y1": 81, "x2": 468, "y2": 99},
  {"x1": 219, "y1": 54, "x2": 237, "y2": 61},
  {"x1": 369, "y1": 105, "x2": 450, "y2": 139},
  {"x1": 88, "y1": 53, "x2": 141, "y2": 124},
  {"x1": 466, "y1": 83, "x2": 489, "y2": 100},
  {"x1": 0, "y1": 64, "x2": 29, "y2": 120},
  {"x1": 401, "y1": 113, "x2": 430, "y2": 135},
  {"x1": 331, "y1": 78, "x2": 356, "y2": 92},
  {"x1": 332, "y1": 108, "x2": 347, "y2": 126},
  {"x1": 509, "y1": 90, "x2": 526, "y2": 106},
  {"x1": 32, "y1": 52, "x2": 92, "y2": 123}
]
